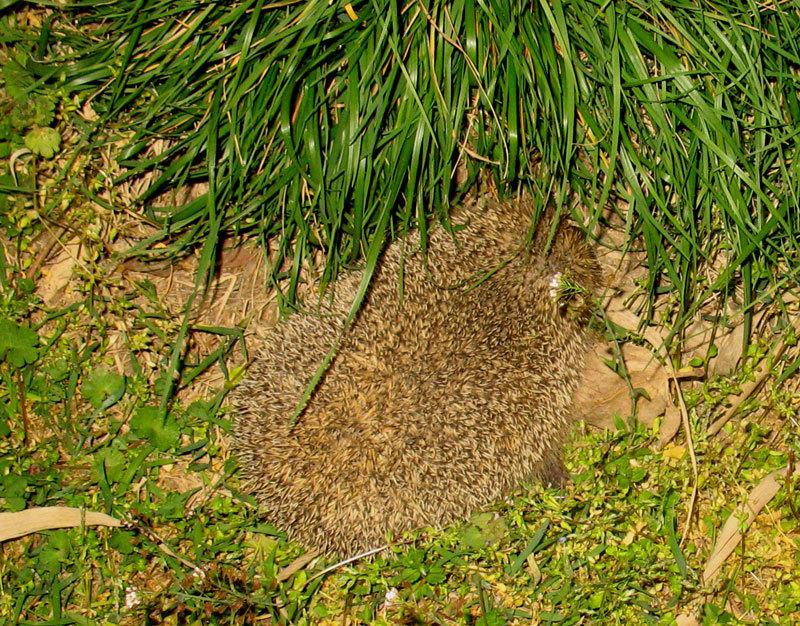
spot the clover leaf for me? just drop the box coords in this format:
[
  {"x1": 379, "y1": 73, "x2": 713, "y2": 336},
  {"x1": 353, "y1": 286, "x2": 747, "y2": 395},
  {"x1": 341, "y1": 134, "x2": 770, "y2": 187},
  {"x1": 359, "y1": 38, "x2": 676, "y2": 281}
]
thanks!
[
  {"x1": 94, "y1": 447, "x2": 127, "y2": 483},
  {"x1": 81, "y1": 367, "x2": 126, "y2": 410},
  {"x1": 31, "y1": 96, "x2": 56, "y2": 127},
  {"x1": 24, "y1": 126, "x2": 61, "y2": 158},
  {"x1": 0, "y1": 318, "x2": 39, "y2": 368},
  {"x1": 2, "y1": 57, "x2": 34, "y2": 102},
  {"x1": 1, "y1": 473, "x2": 28, "y2": 511},
  {"x1": 459, "y1": 512, "x2": 508, "y2": 549},
  {"x1": 130, "y1": 405, "x2": 180, "y2": 451},
  {"x1": 108, "y1": 529, "x2": 136, "y2": 555}
]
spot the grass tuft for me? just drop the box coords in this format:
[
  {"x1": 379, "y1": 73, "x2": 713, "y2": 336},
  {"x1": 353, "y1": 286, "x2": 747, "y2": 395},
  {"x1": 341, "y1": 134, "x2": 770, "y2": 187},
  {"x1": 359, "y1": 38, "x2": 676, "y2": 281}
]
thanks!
[{"x1": 40, "y1": 1, "x2": 798, "y2": 335}]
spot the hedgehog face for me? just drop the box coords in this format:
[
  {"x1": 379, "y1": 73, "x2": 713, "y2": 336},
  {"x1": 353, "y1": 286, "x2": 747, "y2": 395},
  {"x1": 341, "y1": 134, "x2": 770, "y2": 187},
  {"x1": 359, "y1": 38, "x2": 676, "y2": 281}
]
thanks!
[
  {"x1": 547, "y1": 226, "x2": 602, "y2": 290},
  {"x1": 543, "y1": 226, "x2": 602, "y2": 323},
  {"x1": 518, "y1": 224, "x2": 601, "y2": 323}
]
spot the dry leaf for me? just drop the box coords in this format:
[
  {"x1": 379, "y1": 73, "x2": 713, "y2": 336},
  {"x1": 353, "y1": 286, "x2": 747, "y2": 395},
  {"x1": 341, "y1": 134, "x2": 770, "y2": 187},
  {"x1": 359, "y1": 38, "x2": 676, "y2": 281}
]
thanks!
[
  {"x1": 0, "y1": 506, "x2": 121, "y2": 542},
  {"x1": 661, "y1": 444, "x2": 686, "y2": 461},
  {"x1": 81, "y1": 101, "x2": 99, "y2": 122},
  {"x1": 575, "y1": 341, "x2": 669, "y2": 430},
  {"x1": 575, "y1": 296, "x2": 680, "y2": 435},
  {"x1": 580, "y1": 206, "x2": 787, "y2": 446},
  {"x1": 658, "y1": 405, "x2": 682, "y2": 447},
  {"x1": 276, "y1": 551, "x2": 319, "y2": 582},
  {"x1": 707, "y1": 315, "x2": 800, "y2": 436},
  {"x1": 37, "y1": 237, "x2": 83, "y2": 305},
  {"x1": 683, "y1": 310, "x2": 770, "y2": 378},
  {"x1": 702, "y1": 467, "x2": 793, "y2": 584},
  {"x1": 604, "y1": 301, "x2": 667, "y2": 353}
]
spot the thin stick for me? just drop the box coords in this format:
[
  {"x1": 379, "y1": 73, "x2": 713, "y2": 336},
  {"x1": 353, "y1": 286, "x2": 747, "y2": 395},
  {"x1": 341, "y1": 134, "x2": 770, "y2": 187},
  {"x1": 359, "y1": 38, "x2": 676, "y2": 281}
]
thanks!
[
  {"x1": 304, "y1": 544, "x2": 390, "y2": 586},
  {"x1": 130, "y1": 519, "x2": 205, "y2": 579},
  {"x1": 26, "y1": 225, "x2": 67, "y2": 282},
  {"x1": 708, "y1": 316, "x2": 799, "y2": 436},
  {"x1": 276, "y1": 550, "x2": 320, "y2": 582}
]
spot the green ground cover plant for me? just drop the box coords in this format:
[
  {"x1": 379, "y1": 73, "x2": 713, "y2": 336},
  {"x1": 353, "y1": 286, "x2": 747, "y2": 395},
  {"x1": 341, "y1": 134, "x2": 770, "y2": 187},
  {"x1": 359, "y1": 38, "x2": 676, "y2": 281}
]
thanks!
[{"x1": 1, "y1": 0, "x2": 799, "y2": 624}]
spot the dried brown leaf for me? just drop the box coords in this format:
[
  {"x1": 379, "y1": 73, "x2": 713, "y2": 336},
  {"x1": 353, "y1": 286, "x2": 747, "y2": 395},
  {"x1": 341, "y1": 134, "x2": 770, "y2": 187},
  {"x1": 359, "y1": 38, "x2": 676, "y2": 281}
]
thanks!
[
  {"x1": 0, "y1": 506, "x2": 121, "y2": 542},
  {"x1": 37, "y1": 236, "x2": 83, "y2": 306},
  {"x1": 575, "y1": 341, "x2": 669, "y2": 430}
]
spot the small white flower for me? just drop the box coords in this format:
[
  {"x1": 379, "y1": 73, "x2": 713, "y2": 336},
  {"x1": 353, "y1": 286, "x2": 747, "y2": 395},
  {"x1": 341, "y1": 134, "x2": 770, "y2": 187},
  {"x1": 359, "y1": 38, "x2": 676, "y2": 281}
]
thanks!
[
  {"x1": 384, "y1": 587, "x2": 399, "y2": 605},
  {"x1": 124, "y1": 586, "x2": 140, "y2": 610},
  {"x1": 548, "y1": 272, "x2": 563, "y2": 300}
]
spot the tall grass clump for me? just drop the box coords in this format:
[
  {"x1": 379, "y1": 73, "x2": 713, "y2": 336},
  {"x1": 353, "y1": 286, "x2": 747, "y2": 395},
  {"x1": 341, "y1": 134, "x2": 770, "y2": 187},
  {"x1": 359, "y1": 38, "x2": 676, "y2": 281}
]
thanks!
[{"x1": 46, "y1": 0, "x2": 799, "y2": 333}]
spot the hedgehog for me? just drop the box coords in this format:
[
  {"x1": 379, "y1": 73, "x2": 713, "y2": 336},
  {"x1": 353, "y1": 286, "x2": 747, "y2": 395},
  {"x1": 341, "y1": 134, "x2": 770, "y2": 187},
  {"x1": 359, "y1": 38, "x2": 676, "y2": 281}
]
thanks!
[{"x1": 231, "y1": 195, "x2": 602, "y2": 557}]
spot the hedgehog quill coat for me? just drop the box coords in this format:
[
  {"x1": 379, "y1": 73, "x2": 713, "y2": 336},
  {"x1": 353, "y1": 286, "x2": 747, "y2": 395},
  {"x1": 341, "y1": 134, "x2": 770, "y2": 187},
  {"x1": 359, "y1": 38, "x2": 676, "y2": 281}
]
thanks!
[{"x1": 232, "y1": 196, "x2": 601, "y2": 556}]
